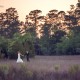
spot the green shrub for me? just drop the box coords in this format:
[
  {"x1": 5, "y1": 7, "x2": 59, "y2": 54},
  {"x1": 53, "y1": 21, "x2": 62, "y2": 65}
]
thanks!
[
  {"x1": 68, "y1": 65, "x2": 80, "y2": 74},
  {"x1": 53, "y1": 64, "x2": 60, "y2": 72}
]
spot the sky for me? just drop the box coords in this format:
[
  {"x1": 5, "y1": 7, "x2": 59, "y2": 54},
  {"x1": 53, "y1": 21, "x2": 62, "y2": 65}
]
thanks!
[{"x1": 0, "y1": 0, "x2": 78, "y2": 22}]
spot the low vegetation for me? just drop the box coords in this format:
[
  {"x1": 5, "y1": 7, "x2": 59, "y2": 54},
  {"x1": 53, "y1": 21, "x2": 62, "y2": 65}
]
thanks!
[{"x1": 0, "y1": 64, "x2": 80, "y2": 80}]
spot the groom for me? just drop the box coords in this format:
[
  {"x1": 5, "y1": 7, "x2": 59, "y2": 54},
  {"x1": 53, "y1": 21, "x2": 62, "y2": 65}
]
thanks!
[{"x1": 25, "y1": 51, "x2": 30, "y2": 61}]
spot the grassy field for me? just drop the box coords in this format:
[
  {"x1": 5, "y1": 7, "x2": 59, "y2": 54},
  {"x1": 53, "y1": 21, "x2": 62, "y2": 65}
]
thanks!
[
  {"x1": 0, "y1": 55, "x2": 80, "y2": 72},
  {"x1": 0, "y1": 55, "x2": 80, "y2": 80}
]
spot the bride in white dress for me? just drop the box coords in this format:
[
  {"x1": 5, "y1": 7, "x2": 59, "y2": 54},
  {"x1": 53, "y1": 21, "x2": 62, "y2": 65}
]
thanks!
[{"x1": 17, "y1": 51, "x2": 23, "y2": 63}]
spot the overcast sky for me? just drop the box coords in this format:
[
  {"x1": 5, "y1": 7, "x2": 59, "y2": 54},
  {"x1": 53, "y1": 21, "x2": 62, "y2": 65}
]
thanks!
[{"x1": 0, "y1": 0, "x2": 78, "y2": 22}]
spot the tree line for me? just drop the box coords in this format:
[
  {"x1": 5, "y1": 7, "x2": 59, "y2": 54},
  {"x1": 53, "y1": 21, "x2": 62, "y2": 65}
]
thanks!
[{"x1": 0, "y1": 0, "x2": 80, "y2": 59}]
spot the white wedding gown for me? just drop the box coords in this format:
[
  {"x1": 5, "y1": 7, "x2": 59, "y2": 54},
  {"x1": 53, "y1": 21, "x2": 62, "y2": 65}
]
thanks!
[{"x1": 17, "y1": 53, "x2": 23, "y2": 63}]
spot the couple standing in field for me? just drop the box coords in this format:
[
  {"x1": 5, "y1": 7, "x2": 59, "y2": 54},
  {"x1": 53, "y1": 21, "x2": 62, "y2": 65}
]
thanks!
[{"x1": 17, "y1": 51, "x2": 30, "y2": 63}]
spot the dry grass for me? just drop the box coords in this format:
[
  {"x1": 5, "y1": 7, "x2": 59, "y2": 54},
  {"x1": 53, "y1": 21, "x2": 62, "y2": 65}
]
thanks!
[
  {"x1": 0, "y1": 55, "x2": 80, "y2": 72},
  {"x1": 0, "y1": 55, "x2": 80, "y2": 80}
]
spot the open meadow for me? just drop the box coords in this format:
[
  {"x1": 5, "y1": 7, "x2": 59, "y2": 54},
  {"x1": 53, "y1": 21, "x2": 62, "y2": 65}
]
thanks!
[
  {"x1": 0, "y1": 55, "x2": 80, "y2": 72},
  {"x1": 0, "y1": 55, "x2": 80, "y2": 80}
]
